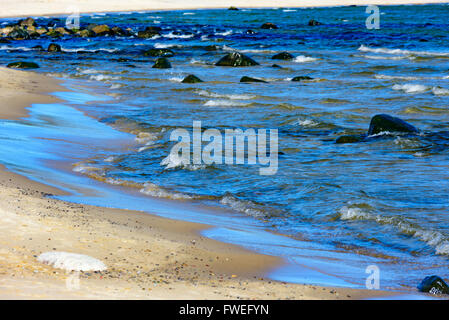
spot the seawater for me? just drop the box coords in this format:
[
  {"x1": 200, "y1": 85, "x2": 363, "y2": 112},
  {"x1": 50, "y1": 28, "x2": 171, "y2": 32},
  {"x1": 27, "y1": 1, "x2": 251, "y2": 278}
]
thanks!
[{"x1": 1, "y1": 5, "x2": 449, "y2": 289}]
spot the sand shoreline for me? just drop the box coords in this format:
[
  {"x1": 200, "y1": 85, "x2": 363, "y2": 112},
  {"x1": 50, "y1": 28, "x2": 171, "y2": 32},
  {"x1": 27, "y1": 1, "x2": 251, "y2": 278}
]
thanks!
[
  {"x1": 0, "y1": 0, "x2": 447, "y2": 18},
  {"x1": 0, "y1": 67, "x2": 408, "y2": 299}
]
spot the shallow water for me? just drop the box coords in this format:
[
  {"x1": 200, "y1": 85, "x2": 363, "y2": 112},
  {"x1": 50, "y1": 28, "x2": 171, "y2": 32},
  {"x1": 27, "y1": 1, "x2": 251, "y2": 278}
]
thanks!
[{"x1": 1, "y1": 5, "x2": 449, "y2": 289}]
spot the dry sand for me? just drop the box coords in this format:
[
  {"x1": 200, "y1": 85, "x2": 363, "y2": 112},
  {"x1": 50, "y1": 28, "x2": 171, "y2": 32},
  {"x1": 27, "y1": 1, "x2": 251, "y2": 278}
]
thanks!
[
  {"x1": 0, "y1": 66, "x2": 405, "y2": 299},
  {"x1": 0, "y1": 0, "x2": 447, "y2": 18}
]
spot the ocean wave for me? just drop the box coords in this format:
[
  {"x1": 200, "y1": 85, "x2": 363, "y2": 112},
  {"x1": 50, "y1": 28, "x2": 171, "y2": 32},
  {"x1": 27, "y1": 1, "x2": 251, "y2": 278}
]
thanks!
[
  {"x1": 162, "y1": 31, "x2": 194, "y2": 39},
  {"x1": 358, "y1": 45, "x2": 449, "y2": 58},
  {"x1": 203, "y1": 100, "x2": 251, "y2": 107},
  {"x1": 88, "y1": 74, "x2": 119, "y2": 81},
  {"x1": 215, "y1": 30, "x2": 233, "y2": 36},
  {"x1": 296, "y1": 119, "x2": 319, "y2": 127},
  {"x1": 154, "y1": 43, "x2": 183, "y2": 49},
  {"x1": 294, "y1": 55, "x2": 318, "y2": 63},
  {"x1": 62, "y1": 48, "x2": 119, "y2": 53},
  {"x1": 339, "y1": 206, "x2": 449, "y2": 256},
  {"x1": 431, "y1": 86, "x2": 449, "y2": 96},
  {"x1": 195, "y1": 89, "x2": 256, "y2": 100},
  {"x1": 220, "y1": 195, "x2": 267, "y2": 218},
  {"x1": 160, "y1": 152, "x2": 207, "y2": 171},
  {"x1": 375, "y1": 74, "x2": 419, "y2": 80},
  {"x1": 392, "y1": 83, "x2": 428, "y2": 93},
  {"x1": 140, "y1": 182, "x2": 193, "y2": 200}
]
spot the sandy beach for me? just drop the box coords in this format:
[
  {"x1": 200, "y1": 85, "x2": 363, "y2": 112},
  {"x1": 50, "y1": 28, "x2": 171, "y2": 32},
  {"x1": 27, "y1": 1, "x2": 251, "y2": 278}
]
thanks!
[
  {"x1": 0, "y1": 0, "x2": 447, "y2": 18},
  {"x1": 0, "y1": 66, "x2": 400, "y2": 299}
]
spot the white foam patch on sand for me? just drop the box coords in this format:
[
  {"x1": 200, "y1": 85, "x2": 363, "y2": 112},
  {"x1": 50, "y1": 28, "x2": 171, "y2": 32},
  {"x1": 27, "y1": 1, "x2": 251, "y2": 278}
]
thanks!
[
  {"x1": 392, "y1": 83, "x2": 428, "y2": 93},
  {"x1": 37, "y1": 252, "x2": 107, "y2": 271}
]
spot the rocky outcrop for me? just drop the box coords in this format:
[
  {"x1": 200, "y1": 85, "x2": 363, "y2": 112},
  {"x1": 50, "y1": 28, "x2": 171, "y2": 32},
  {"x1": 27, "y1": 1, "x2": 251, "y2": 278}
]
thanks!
[
  {"x1": 137, "y1": 26, "x2": 161, "y2": 38},
  {"x1": 368, "y1": 114, "x2": 419, "y2": 136},
  {"x1": 240, "y1": 76, "x2": 267, "y2": 83},
  {"x1": 292, "y1": 76, "x2": 313, "y2": 81},
  {"x1": 272, "y1": 52, "x2": 294, "y2": 60},
  {"x1": 215, "y1": 52, "x2": 259, "y2": 67},
  {"x1": 144, "y1": 48, "x2": 174, "y2": 57},
  {"x1": 308, "y1": 19, "x2": 322, "y2": 26},
  {"x1": 417, "y1": 275, "x2": 449, "y2": 295},
  {"x1": 182, "y1": 75, "x2": 203, "y2": 83},
  {"x1": 48, "y1": 43, "x2": 62, "y2": 52},
  {"x1": 152, "y1": 57, "x2": 171, "y2": 69},
  {"x1": 7, "y1": 61, "x2": 39, "y2": 69},
  {"x1": 261, "y1": 23, "x2": 278, "y2": 29}
]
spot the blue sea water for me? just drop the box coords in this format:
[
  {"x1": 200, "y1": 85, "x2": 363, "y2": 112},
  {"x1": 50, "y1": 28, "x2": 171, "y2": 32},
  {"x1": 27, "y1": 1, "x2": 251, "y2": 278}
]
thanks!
[{"x1": 0, "y1": 5, "x2": 449, "y2": 290}]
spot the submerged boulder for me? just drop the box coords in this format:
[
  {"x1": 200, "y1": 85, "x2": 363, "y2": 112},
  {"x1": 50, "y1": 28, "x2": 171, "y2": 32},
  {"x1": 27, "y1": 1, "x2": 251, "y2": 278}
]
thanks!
[
  {"x1": 144, "y1": 48, "x2": 174, "y2": 57},
  {"x1": 47, "y1": 43, "x2": 61, "y2": 52},
  {"x1": 137, "y1": 26, "x2": 161, "y2": 38},
  {"x1": 182, "y1": 74, "x2": 203, "y2": 83},
  {"x1": 272, "y1": 52, "x2": 294, "y2": 60},
  {"x1": 261, "y1": 22, "x2": 278, "y2": 29},
  {"x1": 368, "y1": 114, "x2": 419, "y2": 136},
  {"x1": 336, "y1": 134, "x2": 365, "y2": 144},
  {"x1": 292, "y1": 76, "x2": 313, "y2": 81},
  {"x1": 90, "y1": 24, "x2": 110, "y2": 36},
  {"x1": 8, "y1": 27, "x2": 29, "y2": 40},
  {"x1": 152, "y1": 57, "x2": 171, "y2": 69},
  {"x1": 240, "y1": 76, "x2": 267, "y2": 83},
  {"x1": 7, "y1": 61, "x2": 39, "y2": 69},
  {"x1": 215, "y1": 52, "x2": 259, "y2": 67},
  {"x1": 417, "y1": 275, "x2": 449, "y2": 295},
  {"x1": 308, "y1": 19, "x2": 322, "y2": 26},
  {"x1": 19, "y1": 17, "x2": 36, "y2": 27}
]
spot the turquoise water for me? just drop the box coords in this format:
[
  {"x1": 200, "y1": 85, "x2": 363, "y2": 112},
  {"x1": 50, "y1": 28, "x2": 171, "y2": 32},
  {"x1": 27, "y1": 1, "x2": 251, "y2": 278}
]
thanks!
[{"x1": 1, "y1": 5, "x2": 449, "y2": 289}]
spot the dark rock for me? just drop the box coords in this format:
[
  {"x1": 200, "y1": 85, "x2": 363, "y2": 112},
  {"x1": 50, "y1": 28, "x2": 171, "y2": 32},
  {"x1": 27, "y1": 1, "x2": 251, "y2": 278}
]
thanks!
[
  {"x1": 137, "y1": 26, "x2": 161, "y2": 38},
  {"x1": 19, "y1": 17, "x2": 36, "y2": 27},
  {"x1": 0, "y1": 38, "x2": 11, "y2": 43},
  {"x1": 45, "y1": 29, "x2": 62, "y2": 38},
  {"x1": 48, "y1": 43, "x2": 62, "y2": 52},
  {"x1": 246, "y1": 29, "x2": 256, "y2": 34},
  {"x1": 182, "y1": 74, "x2": 203, "y2": 83},
  {"x1": 417, "y1": 276, "x2": 449, "y2": 295},
  {"x1": 8, "y1": 27, "x2": 29, "y2": 40},
  {"x1": 215, "y1": 52, "x2": 259, "y2": 67},
  {"x1": 228, "y1": 6, "x2": 239, "y2": 10},
  {"x1": 308, "y1": 19, "x2": 322, "y2": 26},
  {"x1": 7, "y1": 61, "x2": 39, "y2": 69},
  {"x1": 78, "y1": 29, "x2": 95, "y2": 37},
  {"x1": 261, "y1": 23, "x2": 278, "y2": 29},
  {"x1": 336, "y1": 135, "x2": 365, "y2": 144},
  {"x1": 32, "y1": 45, "x2": 45, "y2": 51},
  {"x1": 203, "y1": 45, "x2": 219, "y2": 51},
  {"x1": 117, "y1": 58, "x2": 130, "y2": 62},
  {"x1": 111, "y1": 26, "x2": 130, "y2": 37},
  {"x1": 272, "y1": 64, "x2": 282, "y2": 68},
  {"x1": 272, "y1": 52, "x2": 294, "y2": 60},
  {"x1": 144, "y1": 48, "x2": 174, "y2": 57},
  {"x1": 91, "y1": 24, "x2": 111, "y2": 36},
  {"x1": 240, "y1": 76, "x2": 267, "y2": 83},
  {"x1": 152, "y1": 57, "x2": 171, "y2": 69},
  {"x1": 46, "y1": 19, "x2": 61, "y2": 28},
  {"x1": 368, "y1": 114, "x2": 419, "y2": 136},
  {"x1": 292, "y1": 76, "x2": 313, "y2": 81}
]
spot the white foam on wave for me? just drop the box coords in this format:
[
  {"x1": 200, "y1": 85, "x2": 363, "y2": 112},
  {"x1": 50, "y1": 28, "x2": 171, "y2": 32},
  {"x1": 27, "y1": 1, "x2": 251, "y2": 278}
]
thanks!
[
  {"x1": 88, "y1": 74, "x2": 119, "y2": 81},
  {"x1": 163, "y1": 31, "x2": 194, "y2": 39},
  {"x1": 339, "y1": 206, "x2": 449, "y2": 256},
  {"x1": 195, "y1": 89, "x2": 255, "y2": 100},
  {"x1": 140, "y1": 182, "x2": 193, "y2": 200},
  {"x1": 297, "y1": 119, "x2": 319, "y2": 127},
  {"x1": 220, "y1": 195, "x2": 266, "y2": 218},
  {"x1": 154, "y1": 43, "x2": 182, "y2": 49},
  {"x1": 215, "y1": 30, "x2": 233, "y2": 36},
  {"x1": 37, "y1": 252, "x2": 107, "y2": 272},
  {"x1": 204, "y1": 100, "x2": 250, "y2": 107},
  {"x1": 431, "y1": 87, "x2": 449, "y2": 96},
  {"x1": 375, "y1": 74, "x2": 419, "y2": 80},
  {"x1": 62, "y1": 47, "x2": 118, "y2": 53},
  {"x1": 294, "y1": 55, "x2": 318, "y2": 63},
  {"x1": 358, "y1": 45, "x2": 449, "y2": 57},
  {"x1": 392, "y1": 83, "x2": 428, "y2": 93}
]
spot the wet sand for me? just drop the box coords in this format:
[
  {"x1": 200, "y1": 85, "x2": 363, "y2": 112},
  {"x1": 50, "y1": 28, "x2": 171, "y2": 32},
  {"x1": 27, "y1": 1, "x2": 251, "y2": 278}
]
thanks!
[{"x1": 0, "y1": 66, "x2": 405, "y2": 299}]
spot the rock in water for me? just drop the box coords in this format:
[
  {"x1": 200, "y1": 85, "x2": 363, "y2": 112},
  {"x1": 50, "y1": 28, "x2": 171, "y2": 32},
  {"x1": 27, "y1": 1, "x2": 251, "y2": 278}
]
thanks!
[
  {"x1": 137, "y1": 26, "x2": 161, "y2": 38},
  {"x1": 240, "y1": 76, "x2": 267, "y2": 83},
  {"x1": 261, "y1": 23, "x2": 278, "y2": 29},
  {"x1": 19, "y1": 17, "x2": 36, "y2": 27},
  {"x1": 91, "y1": 24, "x2": 110, "y2": 36},
  {"x1": 182, "y1": 74, "x2": 203, "y2": 83},
  {"x1": 292, "y1": 76, "x2": 313, "y2": 82},
  {"x1": 144, "y1": 48, "x2": 174, "y2": 57},
  {"x1": 308, "y1": 19, "x2": 322, "y2": 26},
  {"x1": 272, "y1": 52, "x2": 294, "y2": 60},
  {"x1": 228, "y1": 6, "x2": 239, "y2": 10},
  {"x1": 336, "y1": 135, "x2": 365, "y2": 144},
  {"x1": 368, "y1": 114, "x2": 419, "y2": 136},
  {"x1": 7, "y1": 61, "x2": 39, "y2": 69},
  {"x1": 47, "y1": 43, "x2": 61, "y2": 52},
  {"x1": 152, "y1": 57, "x2": 171, "y2": 69},
  {"x1": 215, "y1": 52, "x2": 259, "y2": 67},
  {"x1": 417, "y1": 275, "x2": 449, "y2": 295}
]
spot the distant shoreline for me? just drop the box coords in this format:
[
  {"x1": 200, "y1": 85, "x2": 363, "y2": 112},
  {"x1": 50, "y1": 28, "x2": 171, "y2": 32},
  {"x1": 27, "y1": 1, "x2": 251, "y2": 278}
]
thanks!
[{"x1": 0, "y1": 0, "x2": 447, "y2": 18}]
